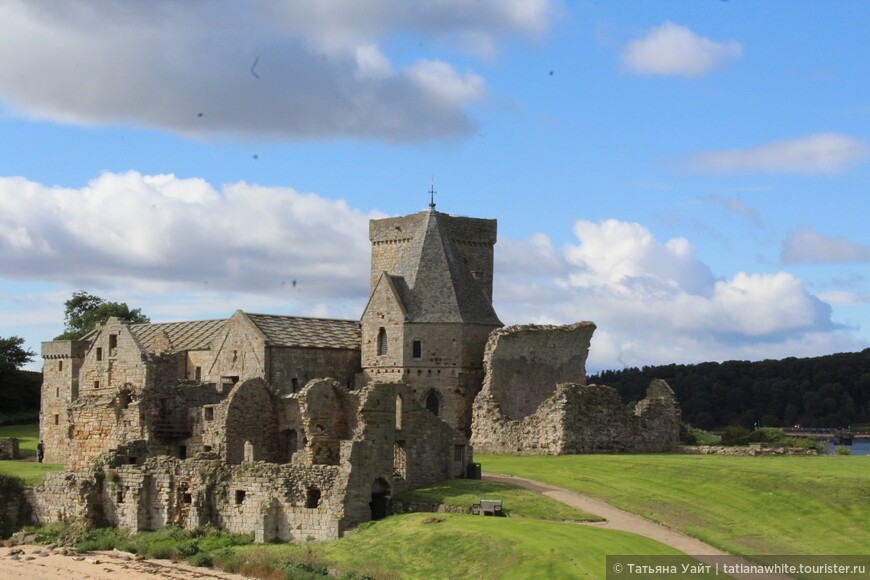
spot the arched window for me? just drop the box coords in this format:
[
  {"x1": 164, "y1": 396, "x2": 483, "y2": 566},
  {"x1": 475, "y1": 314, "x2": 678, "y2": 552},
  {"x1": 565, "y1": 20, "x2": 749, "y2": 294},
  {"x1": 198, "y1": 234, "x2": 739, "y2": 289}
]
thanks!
[
  {"x1": 377, "y1": 327, "x2": 388, "y2": 356},
  {"x1": 395, "y1": 395, "x2": 403, "y2": 429},
  {"x1": 425, "y1": 390, "x2": 440, "y2": 417}
]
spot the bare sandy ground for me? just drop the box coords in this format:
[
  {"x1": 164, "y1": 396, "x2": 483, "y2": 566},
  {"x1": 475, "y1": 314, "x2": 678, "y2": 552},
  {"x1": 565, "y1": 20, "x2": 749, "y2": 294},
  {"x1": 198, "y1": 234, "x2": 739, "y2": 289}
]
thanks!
[{"x1": 0, "y1": 545, "x2": 252, "y2": 580}]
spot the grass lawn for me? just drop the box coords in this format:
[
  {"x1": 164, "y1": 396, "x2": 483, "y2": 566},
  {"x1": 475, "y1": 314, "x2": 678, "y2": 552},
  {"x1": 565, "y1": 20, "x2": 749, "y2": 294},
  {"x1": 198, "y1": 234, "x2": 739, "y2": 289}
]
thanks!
[
  {"x1": 480, "y1": 454, "x2": 870, "y2": 556},
  {"x1": 0, "y1": 423, "x2": 63, "y2": 484},
  {"x1": 393, "y1": 477, "x2": 601, "y2": 522},
  {"x1": 233, "y1": 512, "x2": 704, "y2": 580},
  {"x1": 0, "y1": 423, "x2": 39, "y2": 457}
]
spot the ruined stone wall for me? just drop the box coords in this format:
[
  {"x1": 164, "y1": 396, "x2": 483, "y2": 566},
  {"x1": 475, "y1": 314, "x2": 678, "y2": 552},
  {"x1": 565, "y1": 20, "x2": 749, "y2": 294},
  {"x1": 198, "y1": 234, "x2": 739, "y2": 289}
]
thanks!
[
  {"x1": 471, "y1": 381, "x2": 681, "y2": 455},
  {"x1": 479, "y1": 323, "x2": 595, "y2": 421},
  {"x1": 268, "y1": 347, "x2": 360, "y2": 393},
  {"x1": 338, "y1": 381, "x2": 470, "y2": 526},
  {"x1": 77, "y1": 321, "x2": 150, "y2": 396},
  {"x1": 205, "y1": 314, "x2": 267, "y2": 386},
  {"x1": 215, "y1": 378, "x2": 277, "y2": 464},
  {"x1": 27, "y1": 457, "x2": 347, "y2": 542},
  {"x1": 0, "y1": 438, "x2": 19, "y2": 459},
  {"x1": 27, "y1": 380, "x2": 471, "y2": 543}
]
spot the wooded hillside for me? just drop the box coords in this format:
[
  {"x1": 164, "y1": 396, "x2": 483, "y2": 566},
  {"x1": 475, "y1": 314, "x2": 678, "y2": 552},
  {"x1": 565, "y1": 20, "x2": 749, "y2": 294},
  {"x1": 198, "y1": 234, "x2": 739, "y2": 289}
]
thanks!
[{"x1": 589, "y1": 349, "x2": 870, "y2": 429}]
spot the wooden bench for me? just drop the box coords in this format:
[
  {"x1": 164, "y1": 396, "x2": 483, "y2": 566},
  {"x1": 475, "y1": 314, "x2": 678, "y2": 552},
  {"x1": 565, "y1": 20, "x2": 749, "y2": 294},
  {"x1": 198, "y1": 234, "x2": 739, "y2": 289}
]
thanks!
[{"x1": 471, "y1": 499, "x2": 503, "y2": 516}]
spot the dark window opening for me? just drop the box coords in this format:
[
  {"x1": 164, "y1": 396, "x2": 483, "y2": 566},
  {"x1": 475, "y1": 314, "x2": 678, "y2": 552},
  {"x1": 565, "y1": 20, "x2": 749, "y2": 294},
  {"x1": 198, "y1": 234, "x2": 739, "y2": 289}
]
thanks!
[
  {"x1": 203, "y1": 445, "x2": 212, "y2": 452},
  {"x1": 425, "y1": 391, "x2": 440, "y2": 416},
  {"x1": 108, "y1": 334, "x2": 117, "y2": 355},
  {"x1": 55, "y1": 388, "x2": 59, "y2": 398},
  {"x1": 291, "y1": 377, "x2": 299, "y2": 392},
  {"x1": 194, "y1": 366, "x2": 202, "y2": 381},
  {"x1": 58, "y1": 360, "x2": 63, "y2": 372},
  {"x1": 53, "y1": 414, "x2": 59, "y2": 425},
  {"x1": 116, "y1": 491, "x2": 124, "y2": 504},
  {"x1": 96, "y1": 347, "x2": 103, "y2": 361},
  {"x1": 235, "y1": 490, "x2": 246, "y2": 505},
  {"x1": 204, "y1": 407, "x2": 214, "y2": 421},
  {"x1": 306, "y1": 488, "x2": 321, "y2": 508},
  {"x1": 183, "y1": 493, "x2": 192, "y2": 504},
  {"x1": 370, "y1": 478, "x2": 390, "y2": 521},
  {"x1": 128, "y1": 456, "x2": 137, "y2": 465},
  {"x1": 94, "y1": 380, "x2": 100, "y2": 389},
  {"x1": 178, "y1": 445, "x2": 187, "y2": 459},
  {"x1": 412, "y1": 339, "x2": 422, "y2": 359},
  {"x1": 377, "y1": 327, "x2": 388, "y2": 356}
]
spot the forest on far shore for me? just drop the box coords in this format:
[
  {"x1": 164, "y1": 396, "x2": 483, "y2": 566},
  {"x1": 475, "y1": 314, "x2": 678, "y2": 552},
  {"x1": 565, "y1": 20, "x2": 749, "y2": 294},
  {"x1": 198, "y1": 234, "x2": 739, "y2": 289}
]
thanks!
[{"x1": 589, "y1": 349, "x2": 870, "y2": 430}]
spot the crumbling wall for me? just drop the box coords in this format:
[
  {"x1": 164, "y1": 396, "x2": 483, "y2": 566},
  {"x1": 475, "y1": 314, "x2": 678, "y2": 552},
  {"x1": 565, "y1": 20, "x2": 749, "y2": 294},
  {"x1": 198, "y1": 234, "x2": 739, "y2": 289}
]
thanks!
[
  {"x1": 471, "y1": 322, "x2": 680, "y2": 455},
  {"x1": 472, "y1": 381, "x2": 681, "y2": 454},
  {"x1": 0, "y1": 438, "x2": 19, "y2": 459},
  {"x1": 479, "y1": 323, "x2": 595, "y2": 421}
]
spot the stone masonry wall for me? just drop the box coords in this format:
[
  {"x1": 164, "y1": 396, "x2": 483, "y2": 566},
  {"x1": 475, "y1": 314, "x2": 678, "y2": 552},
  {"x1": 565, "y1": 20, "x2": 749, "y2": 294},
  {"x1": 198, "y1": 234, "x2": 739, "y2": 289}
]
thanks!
[
  {"x1": 471, "y1": 381, "x2": 681, "y2": 454},
  {"x1": 471, "y1": 323, "x2": 681, "y2": 455},
  {"x1": 478, "y1": 323, "x2": 596, "y2": 421},
  {"x1": 0, "y1": 438, "x2": 19, "y2": 459}
]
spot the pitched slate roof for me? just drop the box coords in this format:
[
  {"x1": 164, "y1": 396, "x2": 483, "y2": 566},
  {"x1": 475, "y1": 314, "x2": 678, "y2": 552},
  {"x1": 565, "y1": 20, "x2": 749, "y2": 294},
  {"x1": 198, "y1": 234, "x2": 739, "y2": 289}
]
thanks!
[
  {"x1": 130, "y1": 319, "x2": 226, "y2": 352},
  {"x1": 244, "y1": 313, "x2": 361, "y2": 349},
  {"x1": 392, "y1": 209, "x2": 502, "y2": 325}
]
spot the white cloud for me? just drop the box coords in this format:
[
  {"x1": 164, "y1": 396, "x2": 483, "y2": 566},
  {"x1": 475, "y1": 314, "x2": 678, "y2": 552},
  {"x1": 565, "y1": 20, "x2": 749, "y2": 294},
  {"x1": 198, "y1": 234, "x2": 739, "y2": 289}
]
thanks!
[
  {"x1": 494, "y1": 220, "x2": 858, "y2": 370},
  {"x1": 816, "y1": 291, "x2": 870, "y2": 307},
  {"x1": 688, "y1": 133, "x2": 870, "y2": 175},
  {"x1": 781, "y1": 226, "x2": 870, "y2": 265},
  {"x1": 622, "y1": 22, "x2": 742, "y2": 77},
  {"x1": 0, "y1": 178, "x2": 861, "y2": 372},
  {"x1": 0, "y1": 172, "x2": 380, "y2": 301},
  {"x1": 0, "y1": 0, "x2": 552, "y2": 142}
]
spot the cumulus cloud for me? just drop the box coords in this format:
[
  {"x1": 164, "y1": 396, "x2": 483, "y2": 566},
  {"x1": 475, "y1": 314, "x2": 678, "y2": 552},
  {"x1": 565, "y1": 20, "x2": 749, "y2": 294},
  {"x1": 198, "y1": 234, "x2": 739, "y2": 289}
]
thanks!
[
  {"x1": 0, "y1": 176, "x2": 859, "y2": 370},
  {"x1": 494, "y1": 220, "x2": 855, "y2": 370},
  {"x1": 0, "y1": 0, "x2": 552, "y2": 142},
  {"x1": 621, "y1": 22, "x2": 742, "y2": 77},
  {"x1": 0, "y1": 172, "x2": 379, "y2": 303},
  {"x1": 688, "y1": 133, "x2": 870, "y2": 175},
  {"x1": 781, "y1": 226, "x2": 870, "y2": 265}
]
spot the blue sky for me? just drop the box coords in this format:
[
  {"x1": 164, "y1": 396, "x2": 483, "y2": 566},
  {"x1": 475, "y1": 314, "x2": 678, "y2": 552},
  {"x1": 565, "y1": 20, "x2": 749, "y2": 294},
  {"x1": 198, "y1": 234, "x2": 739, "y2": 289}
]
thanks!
[{"x1": 0, "y1": 0, "x2": 868, "y2": 372}]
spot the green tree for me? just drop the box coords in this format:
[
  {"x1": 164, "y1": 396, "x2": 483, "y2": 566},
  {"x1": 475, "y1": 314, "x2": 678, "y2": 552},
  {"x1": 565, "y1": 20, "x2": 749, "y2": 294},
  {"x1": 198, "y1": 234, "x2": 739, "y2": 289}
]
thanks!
[
  {"x1": 0, "y1": 336, "x2": 34, "y2": 370},
  {"x1": 55, "y1": 291, "x2": 150, "y2": 340},
  {"x1": 0, "y1": 336, "x2": 40, "y2": 415}
]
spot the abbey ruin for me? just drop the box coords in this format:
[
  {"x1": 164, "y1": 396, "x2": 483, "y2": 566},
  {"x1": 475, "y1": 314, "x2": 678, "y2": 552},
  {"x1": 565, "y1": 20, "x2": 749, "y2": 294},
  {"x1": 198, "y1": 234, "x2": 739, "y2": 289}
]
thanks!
[{"x1": 32, "y1": 206, "x2": 681, "y2": 541}]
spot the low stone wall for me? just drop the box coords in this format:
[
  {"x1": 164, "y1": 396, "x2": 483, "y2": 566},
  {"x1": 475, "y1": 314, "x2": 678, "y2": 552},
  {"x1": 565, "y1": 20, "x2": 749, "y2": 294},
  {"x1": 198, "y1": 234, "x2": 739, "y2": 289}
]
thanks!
[
  {"x1": 0, "y1": 438, "x2": 19, "y2": 460},
  {"x1": 679, "y1": 445, "x2": 819, "y2": 456}
]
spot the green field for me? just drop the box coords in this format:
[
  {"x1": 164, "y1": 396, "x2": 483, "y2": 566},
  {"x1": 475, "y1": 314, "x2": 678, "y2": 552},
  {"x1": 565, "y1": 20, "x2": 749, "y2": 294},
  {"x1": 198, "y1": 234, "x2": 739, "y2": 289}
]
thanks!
[
  {"x1": 0, "y1": 424, "x2": 64, "y2": 484},
  {"x1": 233, "y1": 512, "x2": 693, "y2": 580},
  {"x1": 0, "y1": 423, "x2": 40, "y2": 456},
  {"x1": 480, "y1": 453, "x2": 870, "y2": 556},
  {"x1": 393, "y1": 477, "x2": 601, "y2": 522}
]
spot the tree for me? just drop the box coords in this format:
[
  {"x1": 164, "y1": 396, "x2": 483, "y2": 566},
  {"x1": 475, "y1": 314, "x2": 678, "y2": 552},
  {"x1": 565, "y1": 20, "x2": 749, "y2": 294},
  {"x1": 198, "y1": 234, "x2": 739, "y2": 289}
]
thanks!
[
  {"x1": 0, "y1": 336, "x2": 39, "y2": 415},
  {"x1": 55, "y1": 291, "x2": 150, "y2": 340},
  {"x1": 0, "y1": 336, "x2": 34, "y2": 370}
]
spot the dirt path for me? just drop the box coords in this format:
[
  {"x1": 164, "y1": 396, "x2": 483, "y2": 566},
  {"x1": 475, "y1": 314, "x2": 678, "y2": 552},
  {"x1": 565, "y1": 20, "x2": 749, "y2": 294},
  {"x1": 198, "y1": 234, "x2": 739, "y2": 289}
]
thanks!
[
  {"x1": 0, "y1": 545, "x2": 252, "y2": 580},
  {"x1": 484, "y1": 473, "x2": 794, "y2": 580}
]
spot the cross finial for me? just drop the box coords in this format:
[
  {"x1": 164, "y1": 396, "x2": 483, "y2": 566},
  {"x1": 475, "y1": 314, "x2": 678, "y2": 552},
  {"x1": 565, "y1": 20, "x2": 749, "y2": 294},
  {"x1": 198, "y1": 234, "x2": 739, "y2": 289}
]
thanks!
[{"x1": 428, "y1": 177, "x2": 436, "y2": 209}]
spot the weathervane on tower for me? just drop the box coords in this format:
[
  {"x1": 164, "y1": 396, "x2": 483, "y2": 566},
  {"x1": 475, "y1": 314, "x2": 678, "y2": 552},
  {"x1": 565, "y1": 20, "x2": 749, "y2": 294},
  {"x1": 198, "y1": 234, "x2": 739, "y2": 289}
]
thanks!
[{"x1": 428, "y1": 177, "x2": 436, "y2": 210}]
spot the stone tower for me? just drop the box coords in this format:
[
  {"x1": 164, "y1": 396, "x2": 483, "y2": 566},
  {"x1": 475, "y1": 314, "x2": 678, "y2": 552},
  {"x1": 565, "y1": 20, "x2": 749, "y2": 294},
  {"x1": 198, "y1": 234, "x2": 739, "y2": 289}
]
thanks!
[{"x1": 361, "y1": 207, "x2": 502, "y2": 434}]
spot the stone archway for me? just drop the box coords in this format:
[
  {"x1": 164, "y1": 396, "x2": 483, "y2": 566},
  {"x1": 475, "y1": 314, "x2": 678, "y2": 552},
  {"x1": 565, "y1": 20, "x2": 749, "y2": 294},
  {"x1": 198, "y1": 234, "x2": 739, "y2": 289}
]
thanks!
[{"x1": 369, "y1": 477, "x2": 391, "y2": 521}]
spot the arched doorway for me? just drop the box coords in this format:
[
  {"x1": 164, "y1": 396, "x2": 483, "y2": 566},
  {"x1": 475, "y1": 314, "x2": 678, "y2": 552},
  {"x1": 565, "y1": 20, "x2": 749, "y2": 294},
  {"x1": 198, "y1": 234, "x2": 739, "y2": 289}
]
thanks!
[{"x1": 370, "y1": 478, "x2": 390, "y2": 520}]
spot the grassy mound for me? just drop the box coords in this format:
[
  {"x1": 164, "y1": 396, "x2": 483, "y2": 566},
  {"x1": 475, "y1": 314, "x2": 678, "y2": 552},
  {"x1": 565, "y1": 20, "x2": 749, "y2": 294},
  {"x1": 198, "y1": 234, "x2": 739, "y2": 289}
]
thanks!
[
  {"x1": 480, "y1": 453, "x2": 870, "y2": 556},
  {"x1": 232, "y1": 512, "x2": 687, "y2": 579}
]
